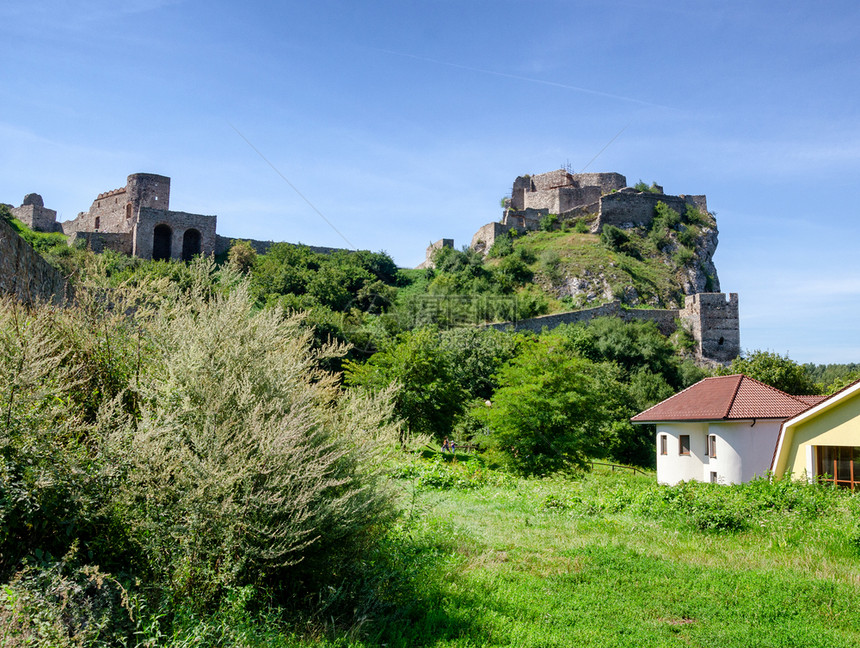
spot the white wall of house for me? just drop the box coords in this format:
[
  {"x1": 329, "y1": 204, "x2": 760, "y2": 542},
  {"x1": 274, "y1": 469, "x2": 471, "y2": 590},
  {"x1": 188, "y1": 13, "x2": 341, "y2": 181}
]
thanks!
[
  {"x1": 656, "y1": 422, "x2": 707, "y2": 485},
  {"x1": 655, "y1": 420, "x2": 783, "y2": 485},
  {"x1": 708, "y1": 421, "x2": 782, "y2": 484}
]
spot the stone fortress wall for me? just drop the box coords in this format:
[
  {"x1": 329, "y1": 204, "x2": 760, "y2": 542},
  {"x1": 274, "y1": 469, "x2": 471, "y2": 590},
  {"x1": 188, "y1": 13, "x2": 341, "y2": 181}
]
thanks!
[
  {"x1": 454, "y1": 170, "x2": 711, "y2": 255},
  {"x1": 8, "y1": 174, "x2": 346, "y2": 263},
  {"x1": 490, "y1": 292, "x2": 740, "y2": 363},
  {"x1": 10, "y1": 193, "x2": 60, "y2": 233},
  {"x1": 0, "y1": 216, "x2": 71, "y2": 305}
]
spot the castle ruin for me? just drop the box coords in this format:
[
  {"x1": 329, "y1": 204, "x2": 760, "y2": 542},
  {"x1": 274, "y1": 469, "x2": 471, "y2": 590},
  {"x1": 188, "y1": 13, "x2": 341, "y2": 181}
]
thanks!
[
  {"x1": 60, "y1": 173, "x2": 217, "y2": 260},
  {"x1": 420, "y1": 167, "x2": 739, "y2": 362},
  {"x1": 10, "y1": 193, "x2": 61, "y2": 233},
  {"x1": 457, "y1": 169, "x2": 709, "y2": 255}
]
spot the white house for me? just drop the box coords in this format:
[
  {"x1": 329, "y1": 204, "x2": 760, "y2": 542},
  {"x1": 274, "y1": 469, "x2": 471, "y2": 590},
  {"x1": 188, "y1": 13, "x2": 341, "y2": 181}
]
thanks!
[{"x1": 632, "y1": 375, "x2": 824, "y2": 485}]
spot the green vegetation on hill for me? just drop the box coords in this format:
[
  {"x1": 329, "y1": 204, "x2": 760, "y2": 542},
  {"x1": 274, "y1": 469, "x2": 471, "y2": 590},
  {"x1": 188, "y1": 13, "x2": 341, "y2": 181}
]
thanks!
[{"x1": 483, "y1": 202, "x2": 716, "y2": 311}]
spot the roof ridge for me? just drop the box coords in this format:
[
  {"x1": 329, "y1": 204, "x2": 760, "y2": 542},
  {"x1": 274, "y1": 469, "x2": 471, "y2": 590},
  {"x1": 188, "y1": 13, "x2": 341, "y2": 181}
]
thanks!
[
  {"x1": 722, "y1": 374, "x2": 744, "y2": 419},
  {"x1": 737, "y1": 374, "x2": 813, "y2": 405}
]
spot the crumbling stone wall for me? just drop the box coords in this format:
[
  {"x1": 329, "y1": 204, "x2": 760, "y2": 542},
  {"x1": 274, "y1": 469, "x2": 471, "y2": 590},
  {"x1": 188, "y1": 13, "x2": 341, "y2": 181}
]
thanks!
[
  {"x1": 10, "y1": 194, "x2": 59, "y2": 232},
  {"x1": 470, "y1": 222, "x2": 521, "y2": 256},
  {"x1": 213, "y1": 235, "x2": 349, "y2": 257},
  {"x1": 489, "y1": 292, "x2": 739, "y2": 362},
  {"x1": 0, "y1": 217, "x2": 71, "y2": 305},
  {"x1": 417, "y1": 239, "x2": 454, "y2": 269},
  {"x1": 678, "y1": 292, "x2": 739, "y2": 362},
  {"x1": 133, "y1": 208, "x2": 217, "y2": 260},
  {"x1": 596, "y1": 192, "x2": 708, "y2": 230},
  {"x1": 511, "y1": 170, "x2": 627, "y2": 212},
  {"x1": 572, "y1": 172, "x2": 627, "y2": 194},
  {"x1": 67, "y1": 231, "x2": 134, "y2": 255},
  {"x1": 524, "y1": 185, "x2": 602, "y2": 213}
]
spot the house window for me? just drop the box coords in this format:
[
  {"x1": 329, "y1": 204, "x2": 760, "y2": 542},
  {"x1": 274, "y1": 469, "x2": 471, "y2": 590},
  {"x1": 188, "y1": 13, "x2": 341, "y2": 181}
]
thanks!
[
  {"x1": 659, "y1": 435, "x2": 667, "y2": 456},
  {"x1": 816, "y1": 446, "x2": 859, "y2": 490},
  {"x1": 679, "y1": 435, "x2": 690, "y2": 456},
  {"x1": 710, "y1": 471, "x2": 718, "y2": 483},
  {"x1": 708, "y1": 435, "x2": 717, "y2": 458}
]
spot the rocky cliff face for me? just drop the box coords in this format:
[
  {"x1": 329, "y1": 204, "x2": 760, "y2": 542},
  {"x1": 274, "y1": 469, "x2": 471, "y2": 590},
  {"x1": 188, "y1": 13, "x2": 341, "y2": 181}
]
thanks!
[
  {"x1": 682, "y1": 222, "x2": 720, "y2": 294},
  {"x1": 520, "y1": 203, "x2": 722, "y2": 310}
]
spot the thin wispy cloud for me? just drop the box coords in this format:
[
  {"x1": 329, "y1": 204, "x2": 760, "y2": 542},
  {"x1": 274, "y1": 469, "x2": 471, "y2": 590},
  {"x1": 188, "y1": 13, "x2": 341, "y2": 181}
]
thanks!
[{"x1": 372, "y1": 48, "x2": 671, "y2": 110}]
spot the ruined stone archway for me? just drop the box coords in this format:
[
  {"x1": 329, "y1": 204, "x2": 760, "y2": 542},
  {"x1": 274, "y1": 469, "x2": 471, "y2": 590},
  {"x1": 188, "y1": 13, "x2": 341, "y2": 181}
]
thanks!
[
  {"x1": 181, "y1": 228, "x2": 202, "y2": 261},
  {"x1": 152, "y1": 224, "x2": 172, "y2": 260}
]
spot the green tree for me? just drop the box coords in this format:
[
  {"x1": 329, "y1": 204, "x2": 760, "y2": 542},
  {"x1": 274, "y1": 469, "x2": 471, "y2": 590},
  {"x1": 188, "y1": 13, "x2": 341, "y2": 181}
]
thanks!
[
  {"x1": 476, "y1": 335, "x2": 621, "y2": 474},
  {"x1": 227, "y1": 239, "x2": 257, "y2": 272},
  {"x1": 725, "y1": 350, "x2": 820, "y2": 395},
  {"x1": 561, "y1": 317, "x2": 683, "y2": 389},
  {"x1": 344, "y1": 327, "x2": 466, "y2": 438}
]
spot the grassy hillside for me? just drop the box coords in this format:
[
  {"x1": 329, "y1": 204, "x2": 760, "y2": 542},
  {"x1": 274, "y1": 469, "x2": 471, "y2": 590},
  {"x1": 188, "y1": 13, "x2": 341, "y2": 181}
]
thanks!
[{"x1": 497, "y1": 229, "x2": 689, "y2": 311}]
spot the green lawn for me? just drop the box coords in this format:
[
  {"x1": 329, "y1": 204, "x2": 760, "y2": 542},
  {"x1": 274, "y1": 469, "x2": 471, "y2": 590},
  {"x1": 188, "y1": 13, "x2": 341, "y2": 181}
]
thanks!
[{"x1": 341, "y1": 462, "x2": 860, "y2": 648}]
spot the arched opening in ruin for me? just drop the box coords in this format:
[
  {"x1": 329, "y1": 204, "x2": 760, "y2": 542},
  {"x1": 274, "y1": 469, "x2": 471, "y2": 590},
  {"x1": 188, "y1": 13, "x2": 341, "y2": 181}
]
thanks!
[
  {"x1": 181, "y1": 228, "x2": 202, "y2": 261},
  {"x1": 126, "y1": 203, "x2": 132, "y2": 219},
  {"x1": 153, "y1": 224, "x2": 172, "y2": 261}
]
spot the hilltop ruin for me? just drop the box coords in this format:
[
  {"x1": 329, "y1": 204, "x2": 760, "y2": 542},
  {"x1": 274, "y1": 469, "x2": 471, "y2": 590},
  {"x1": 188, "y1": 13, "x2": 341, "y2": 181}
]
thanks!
[{"x1": 419, "y1": 168, "x2": 739, "y2": 362}]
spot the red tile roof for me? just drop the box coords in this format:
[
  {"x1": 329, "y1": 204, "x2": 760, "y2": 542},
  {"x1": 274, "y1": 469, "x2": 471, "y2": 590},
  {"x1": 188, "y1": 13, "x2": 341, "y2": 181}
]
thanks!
[
  {"x1": 631, "y1": 374, "x2": 817, "y2": 423},
  {"x1": 793, "y1": 394, "x2": 830, "y2": 406}
]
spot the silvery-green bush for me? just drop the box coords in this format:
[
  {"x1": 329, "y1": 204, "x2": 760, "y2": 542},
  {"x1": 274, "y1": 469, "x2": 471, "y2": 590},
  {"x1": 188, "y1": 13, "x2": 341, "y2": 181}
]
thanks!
[{"x1": 104, "y1": 268, "x2": 401, "y2": 604}]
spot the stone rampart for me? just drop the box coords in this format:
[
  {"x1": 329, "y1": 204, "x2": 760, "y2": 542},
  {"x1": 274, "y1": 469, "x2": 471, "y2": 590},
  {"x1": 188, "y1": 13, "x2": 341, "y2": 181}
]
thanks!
[
  {"x1": 571, "y1": 172, "x2": 627, "y2": 193},
  {"x1": 214, "y1": 235, "x2": 348, "y2": 257},
  {"x1": 488, "y1": 300, "x2": 677, "y2": 336},
  {"x1": 68, "y1": 231, "x2": 134, "y2": 255},
  {"x1": 597, "y1": 192, "x2": 708, "y2": 231},
  {"x1": 11, "y1": 204, "x2": 58, "y2": 233},
  {"x1": 134, "y1": 208, "x2": 217, "y2": 260},
  {"x1": 417, "y1": 238, "x2": 454, "y2": 269},
  {"x1": 470, "y1": 222, "x2": 519, "y2": 256},
  {"x1": 0, "y1": 217, "x2": 71, "y2": 305},
  {"x1": 488, "y1": 292, "x2": 739, "y2": 362},
  {"x1": 530, "y1": 170, "x2": 573, "y2": 191},
  {"x1": 523, "y1": 185, "x2": 602, "y2": 213}
]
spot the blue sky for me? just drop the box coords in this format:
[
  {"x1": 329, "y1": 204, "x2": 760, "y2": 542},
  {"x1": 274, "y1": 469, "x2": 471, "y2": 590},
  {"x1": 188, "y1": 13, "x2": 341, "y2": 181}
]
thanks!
[{"x1": 3, "y1": 0, "x2": 860, "y2": 363}]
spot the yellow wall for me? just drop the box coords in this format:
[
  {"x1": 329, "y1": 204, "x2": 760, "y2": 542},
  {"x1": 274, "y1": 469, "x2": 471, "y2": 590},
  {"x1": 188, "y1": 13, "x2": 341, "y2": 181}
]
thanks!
[{"x1": 777, "y1": 391, "x2": 860, "y2": 477}]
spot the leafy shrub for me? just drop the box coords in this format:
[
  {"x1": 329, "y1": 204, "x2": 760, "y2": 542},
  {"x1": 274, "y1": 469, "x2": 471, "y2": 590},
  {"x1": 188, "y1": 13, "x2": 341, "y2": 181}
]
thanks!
[
  {"x1": 228, "y1": 240, "x2": 257, "y2": 272},
  {"x1": 672, "y1": 245, "x2": 695, "y2": 267},
  {"x1": 676, "y1": 225, "x2": 697, "y2": 248},
  {"x1": 600, "y1": 225, "x2": 629, "y2": 252},
  {"x1": 539, "y1": 214, "x2": 559, "y2": 231},
  {"x1": 107, "y1": 276, "x2": 401, "y2": 606},
  {"x1": 684, "y1": 204, "x2": 710, "y2": 226},
  {"x1": 1, "y1": 551, "x2": 134, "y2": 647},
  {"x1": 573, "y1": 219, "x2": 590, "y2": 233},
  {"x1": 487, "y1": 232, "x2": 513, "y2": 258},
  {"x1": 634, "y1": 180, "x2": 662, "y2": 194},
  {"x1": 539, "y1": 249, "x2": 562, "y2": 283},
  {"x1": 395, "y1": 456, "x2": 514, "y2": 491}
]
